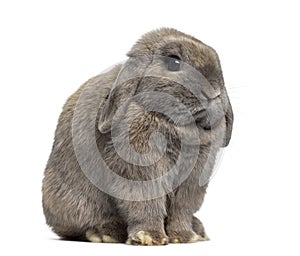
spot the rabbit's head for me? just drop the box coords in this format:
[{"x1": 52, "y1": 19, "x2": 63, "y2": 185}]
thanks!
[{"x1": 98, "y1": 28, "x2": 233, "y2": 147}]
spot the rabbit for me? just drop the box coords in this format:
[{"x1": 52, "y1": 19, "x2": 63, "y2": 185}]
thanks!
[{"x1": 42, "y1": 28, "x2": 233, "y2": 245}]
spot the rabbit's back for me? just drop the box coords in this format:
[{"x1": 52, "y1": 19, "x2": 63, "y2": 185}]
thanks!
[{"x1": 42, "y1": 65, "x2": 123, "y2": 239}]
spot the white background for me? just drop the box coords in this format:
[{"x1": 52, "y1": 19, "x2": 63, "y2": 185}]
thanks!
[{"x1": 1, "y1": 0, "x2": 299, "y2": 255}]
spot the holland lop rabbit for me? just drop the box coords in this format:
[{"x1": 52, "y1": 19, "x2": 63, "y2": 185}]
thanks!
[{"x1": 42, "y1": 28, "x2": 233, "y2": 245}]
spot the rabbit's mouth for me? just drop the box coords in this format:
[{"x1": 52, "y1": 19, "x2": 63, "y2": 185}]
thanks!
[
  {"x1": 191, "y1": 108, "x2": 207, "y2": 120},
  {"x1": 166, "y1": 107, "x2": 208, "y2": 127},
  {"x1": 183, "y1": 99, "x2": 224, "y2": 129},
  {"x1": 196, "y1": 104, "x2": 225, "y2": 129}
]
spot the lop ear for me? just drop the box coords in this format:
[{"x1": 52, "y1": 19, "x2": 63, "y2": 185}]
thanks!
[
  {"x1": 98, "y1": 88, "x2": 118, "y2": 134},
  {"x1": 98, "y1": 56, "x2": 150, "y2": 133},
  {"x1": 98, "y1": 80, "x2": 139, "y2": 134},
  {"x1": 222, "y1": 99, "x2": 233, "y2": 147}
]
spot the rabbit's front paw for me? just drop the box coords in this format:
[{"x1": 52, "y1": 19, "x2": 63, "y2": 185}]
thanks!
[
  {"x1": 126, "y1": 230, "x2": 168, "y2": 246},
  {"x1": 168, "y1": 230, "x2": 209, "y2": 243}
]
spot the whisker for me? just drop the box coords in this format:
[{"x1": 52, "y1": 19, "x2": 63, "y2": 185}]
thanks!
[{"x1": 227, "y1": 85, "x2": 252, "y2": 88}]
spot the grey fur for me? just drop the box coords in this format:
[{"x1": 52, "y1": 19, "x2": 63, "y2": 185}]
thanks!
[{"x1": 42, "y1": 28, "x2": 233, "y2": 245}]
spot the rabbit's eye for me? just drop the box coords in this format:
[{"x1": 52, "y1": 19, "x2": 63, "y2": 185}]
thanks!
[{"x1": 167, "y1": 55, "x2": 181, "y2": 71}]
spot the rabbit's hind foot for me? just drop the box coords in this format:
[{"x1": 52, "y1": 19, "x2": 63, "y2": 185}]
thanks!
[{"x1": 86, "y1": 229, "x2": 119, "y2": 243}]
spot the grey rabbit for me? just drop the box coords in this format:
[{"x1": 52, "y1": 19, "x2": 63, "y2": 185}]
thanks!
[{"x1": 42, "y1": 28, "x2": 233, "y2": 245}]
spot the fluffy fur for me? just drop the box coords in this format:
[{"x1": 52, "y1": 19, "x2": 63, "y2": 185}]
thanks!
[{"x1": 42, "y1": 28, "x2": 233, "y2": 245}]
